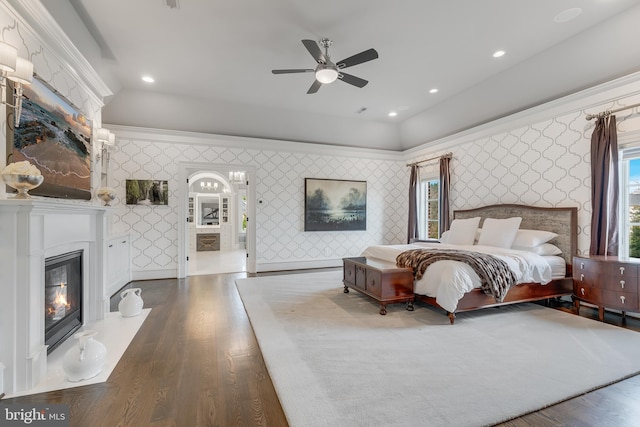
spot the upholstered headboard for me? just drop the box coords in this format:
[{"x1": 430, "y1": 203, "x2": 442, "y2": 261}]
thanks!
[{"x1": 453, "y1": 204, "x2": 578, "y2": 266}]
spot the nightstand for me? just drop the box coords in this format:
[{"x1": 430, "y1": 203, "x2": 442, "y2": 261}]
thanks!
[{"x1": 573, "y1": 255, "x2": 640, "y2": 321}]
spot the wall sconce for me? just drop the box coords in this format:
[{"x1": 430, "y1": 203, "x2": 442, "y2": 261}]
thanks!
[
  {"x1": 0, "y1": 41, "x2": 34, "y2": 127},
  {"x1": 95, "y1": 128, "x2": 117, "y2": 185},
  {"x1": 96, "y1": 128, "x2": 116, "y2": 159}
]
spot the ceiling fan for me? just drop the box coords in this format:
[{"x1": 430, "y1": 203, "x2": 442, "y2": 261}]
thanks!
[{"x1": 272, "y1": 38, "x2": 379, "y2": 94}]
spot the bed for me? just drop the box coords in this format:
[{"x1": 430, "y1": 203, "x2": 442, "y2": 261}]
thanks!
[{"x1": 360, "y1": 204, "x2": 577, "y2": 323}]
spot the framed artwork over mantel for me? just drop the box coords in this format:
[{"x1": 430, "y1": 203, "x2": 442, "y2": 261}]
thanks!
[
  {"x1": 7, "y1": 76, "x2": 92, "y2": 200},
  {"x1": 304, "y1": 178, "x2": 367, "y2": 231}
]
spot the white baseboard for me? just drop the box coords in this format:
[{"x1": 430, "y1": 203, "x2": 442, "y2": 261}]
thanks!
[
  {"x1": 131, "y1": 269, "x2": 177, "y2": 281},
  {"x1": 130, "y1": 260, "x2": 341, "y2": 279},
  {"x1": 256, "y1": 258, "x2": 342, "y2": 272}
]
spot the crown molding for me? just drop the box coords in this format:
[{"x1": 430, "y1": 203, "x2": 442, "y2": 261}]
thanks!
[
  {"x1": 109, "y1": 68, "x2": 640, "y2": 165},
  {"x1": 105, "y1": 125, "x2": 406, "y2": 163},
  {"x1": 404, "y1": 71, "x2": 640, "y2": 160},
  {"x1": 4, "y1": 0, "x2": 112, "y2": 102}
]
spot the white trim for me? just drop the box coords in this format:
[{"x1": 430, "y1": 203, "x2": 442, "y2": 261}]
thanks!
[
  {"x1": 106, "y1": 71, "x2": 640, "y2": 165},
  {"x1": 256, "y1": 259, "x2": 342, "y2": 273},
  {"x1": 178, "y1": 161, "x2": 257, "y2": 276},
  {"x1": 404, "y1": 71, "x2": 640, "y2": 158},
  {"x1": 5, "y1": 0, "x2": 112, "y2": 101},
  {"x1": 106, "y1": 125, "x2": 406, "y2": 162},
  {"x1": 131, "y1": 269, "x2": 177, "y2": 281},
  {"x1": 619, "y1": 159, "x2": 630, "y2": 258},
  {"x1": 618, "y1": 129, "x2": 640, "y2": 147}
]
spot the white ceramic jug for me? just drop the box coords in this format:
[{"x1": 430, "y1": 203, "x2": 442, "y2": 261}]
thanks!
[
  {"x1": 62, "y1": 330, "x2": 107, "y2": 382},
  {"x1": 118, "y1": 288, "x2": 143, "y2": 317}
]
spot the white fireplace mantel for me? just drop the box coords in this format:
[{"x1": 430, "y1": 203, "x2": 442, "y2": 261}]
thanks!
[{"x1": 0, "y1": 199, "x2": 111, "y2": 395}]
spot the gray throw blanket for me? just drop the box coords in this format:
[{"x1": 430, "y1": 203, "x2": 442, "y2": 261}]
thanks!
[{"x1": 395, "y1": 248, "x2": 517, "y2": 302}]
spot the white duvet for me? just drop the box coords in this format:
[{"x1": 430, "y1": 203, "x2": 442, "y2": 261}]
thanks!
[{"x1": 360, "y1": 242, "x2": 554, "y2": 313}]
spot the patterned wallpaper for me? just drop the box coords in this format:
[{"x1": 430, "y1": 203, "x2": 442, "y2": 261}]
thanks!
[
  {"x1": 456, "y1": 115, "x2": 591, "y2": 254},
  {"x1": 0, "y1": 1, "x2": 105, "y2": 196},
  {"x1": 4, "y1": 0, "x2": 640, "y2": 276},
  {"x1": 108, "y1": 136, "x2": 408, "y2": 274},
  {"x1": 408, "y1": 94, "x2": 640, "y2": 256}
]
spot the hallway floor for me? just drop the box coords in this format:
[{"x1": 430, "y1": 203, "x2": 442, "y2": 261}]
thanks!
[{"x1": 188, "y1": 249, "x2": 247, "y2": 275}]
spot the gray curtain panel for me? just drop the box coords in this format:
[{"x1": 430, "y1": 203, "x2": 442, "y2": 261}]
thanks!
[
  {"x1": 590, "y1": 115, "x2": 619, "y2": 256},
  {"x1": 439, "y1": 157, "x2": 451, "y2": 235},
  {"x1": 407, "y1": 164, "x2": 419, "y2": 243}
]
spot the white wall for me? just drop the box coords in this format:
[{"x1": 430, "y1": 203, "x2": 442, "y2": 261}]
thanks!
[
  {"x1": 0, "y1": 0, "x2": 108, "y2": 198},
  {"x1": 5, "y1": 0, "x2": 640, "y2": 279},
  {"x1": 109, "y1": 72, "x2": 640, "y2": 278},
  {"x1": 406, "y1": 77, "x2": 640, "y2": 255},
  {"x1": 107, "y1": 129, "x2": 408, "y2": 278}
]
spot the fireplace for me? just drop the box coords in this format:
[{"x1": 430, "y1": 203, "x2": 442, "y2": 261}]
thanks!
[
  {"x1": 44, "y1": 250, "x2": 83, "y2": 354},
  {"x1": 0, "y1": 200, "x2": 109, "y2": 395}
]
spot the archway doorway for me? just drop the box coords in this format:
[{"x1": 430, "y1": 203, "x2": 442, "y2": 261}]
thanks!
[{"x1": 178, "y1": 162, "x2": 256, "y2": 277}]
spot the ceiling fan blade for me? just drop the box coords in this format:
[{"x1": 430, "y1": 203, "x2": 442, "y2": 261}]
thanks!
[
  {"x1": 338, "y1": 72, "x2": 368, "y2": 88},
  {"x1": 302, "y1": 39, "x2": 326, "y2": 64},
  {"x1": 272, "y1": 69, "x2": 314, "y2": 74},
  {"x1": 307, "y1": 80, "x2": 322, "y2": 94},
  {"x1": 336, "y1": 48, "x2": 379, "y2": 69}
]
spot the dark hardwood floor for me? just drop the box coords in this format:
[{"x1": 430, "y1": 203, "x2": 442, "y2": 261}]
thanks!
[{"x1": 3, "y1": 271, "x2": 640, "y2": 427}]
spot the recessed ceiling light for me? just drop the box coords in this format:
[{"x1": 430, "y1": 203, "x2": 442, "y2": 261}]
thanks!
[
  {"x1": 429, "y1": 88, "x2": 438, "y2": 94},
  {"x1": 142, "y1": 75, "x2": 155, "y2": 83},
  {"x1": 492, "y1": 50, "x2": 505, "y2": 58},
  {"x1": 388, "y1": 111, "x2": 398, "y2": 117},
  {"x1": 554, "y1": 8, "x2": 582, "y2": 23}
]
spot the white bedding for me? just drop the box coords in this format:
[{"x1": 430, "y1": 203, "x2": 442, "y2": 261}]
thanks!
[
  {"x1": 360, "y1": 242, "x2": 555, "y2": 313},
  {"x1": 545, "y1": 255, "x2": 566, "y2": 279}
]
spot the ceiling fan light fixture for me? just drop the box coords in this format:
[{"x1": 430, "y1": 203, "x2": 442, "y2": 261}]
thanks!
[{"x1": 315, "y1": 67, "x2": 338, "y2": 84}]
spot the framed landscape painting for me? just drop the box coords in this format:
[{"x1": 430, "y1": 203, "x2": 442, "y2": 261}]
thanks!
[
  {"x1": 8, "y1": 77, "x2": 92, "y2": 199},
  {"x1": 126, "y1": 179, "x2": 169, "y2": 205},
  {"x1": 304, "y1": 178, "x2": 367, "y2": 231}
]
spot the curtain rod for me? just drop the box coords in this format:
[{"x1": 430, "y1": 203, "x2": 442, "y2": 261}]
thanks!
[
  {"x1": 585, "y1": 102, "x2": 640, "y2": 120},
  {"x1": 406, "y1": 152, "x2": 452, "y2": 167}
]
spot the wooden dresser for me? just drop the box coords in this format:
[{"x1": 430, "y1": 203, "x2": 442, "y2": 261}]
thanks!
[
  {"x1": 573, "y1": 255, "x2": 640, "y2": 321},
  {"x1": 342, "y1": 257, "x2": 414, "y2": 315}
]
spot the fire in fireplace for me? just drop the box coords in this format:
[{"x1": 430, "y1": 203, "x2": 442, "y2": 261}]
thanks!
[{"x1": 45, "y1": 250, "x2": 83, "y2": 353}]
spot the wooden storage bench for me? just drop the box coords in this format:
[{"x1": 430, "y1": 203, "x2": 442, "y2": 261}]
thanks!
[{"x1": 342, "y1": 257, "x2": 414, "y2": 315}]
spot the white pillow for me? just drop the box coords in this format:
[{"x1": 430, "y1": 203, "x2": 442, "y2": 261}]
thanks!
[
  {"x1": 444, "y1": 217, "x2": 481, "y2": 245},
  {"x1": 513, "y1": 243, "x2": 562, "y2": 256},
  {"x1": 439, "y1": 230, "x2": 450, "y2": 244},
  {"x1": 512, "y1": 229, "x2": 558, "y2": 248},
  {"x1": 477, "y1": 217, "x2": 522, "y2": 248}
]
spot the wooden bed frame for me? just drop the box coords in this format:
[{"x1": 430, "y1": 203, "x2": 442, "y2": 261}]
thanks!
[{"x1": 413, "y1": 204, "x2": 578, "y2": 324}]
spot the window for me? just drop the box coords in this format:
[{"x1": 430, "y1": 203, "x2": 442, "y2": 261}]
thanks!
[
  {"x1": 417, "y1": 178, "x2": 440, "y2": 240},
  {"x1": 620, "y1": 152, "x2": 640, "y2": 257}
]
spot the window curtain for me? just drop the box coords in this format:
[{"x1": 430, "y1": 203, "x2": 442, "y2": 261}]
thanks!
[
  {"x1": 439, "y1": 156, "x2": 451, "y2": 235},
  {"x1": 590, "y1": 115, "x2": 619, "y2": 256},
  {"x1": 407, "y1": 164, "x2": 419, "y2": 243}
]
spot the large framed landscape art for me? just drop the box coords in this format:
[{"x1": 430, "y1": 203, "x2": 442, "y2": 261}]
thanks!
[
  {"x1": 7, "y1": 76, "x2": 92, "y2": 199},
  {"x1": 304, "y1": 178, "x2": 367, "y2": 231}
]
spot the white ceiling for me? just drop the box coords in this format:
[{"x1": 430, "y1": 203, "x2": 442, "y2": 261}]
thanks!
[{"x1": 45, "y1": 0, "x2": 640, "y2": 151}]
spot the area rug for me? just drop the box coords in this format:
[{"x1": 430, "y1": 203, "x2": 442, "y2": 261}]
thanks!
[{"x1": 236, "y1": 271, "x2": 640, "y2": 427}]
